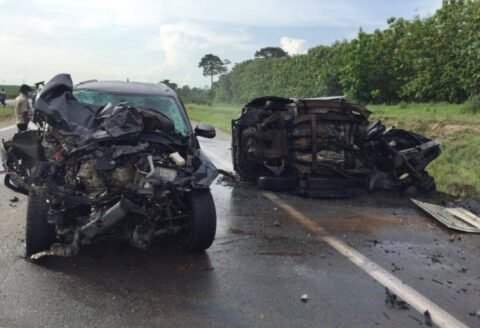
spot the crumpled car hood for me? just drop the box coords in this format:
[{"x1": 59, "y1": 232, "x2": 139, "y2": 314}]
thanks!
[{"x1": 34, "y1": 74, "x2": 176, "y2": 145}]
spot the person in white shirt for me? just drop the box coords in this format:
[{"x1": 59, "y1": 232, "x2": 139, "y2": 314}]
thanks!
[{"x1": 14, "y1": 84, "x2": 33, "y2": 132}]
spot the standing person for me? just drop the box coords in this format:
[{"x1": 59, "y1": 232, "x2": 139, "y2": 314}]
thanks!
[
  {"x1": 14, "y1": 84, "x2": 33, "y2": 132},
  {"x1": 0, "y1": 88, "x2": 6, "y2": 107}
]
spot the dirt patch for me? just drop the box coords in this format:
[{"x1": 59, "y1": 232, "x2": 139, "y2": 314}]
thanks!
[
  {"x1": 0, "y1": 116, "x2": 15, "y2": 128},
  {"x1": 318, "y1": 211, "x2": 427, "y2": 234},
  {"x1": 431, "y1": 122, "x2": 480, "y2": 135},
  {"x1": 383, "y1": 117, "x2": 480, "y2": 137}
]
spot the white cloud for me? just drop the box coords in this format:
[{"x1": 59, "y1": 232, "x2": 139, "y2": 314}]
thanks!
[
  {"x1": 147, "y1": 22, "x2": 251, "y2": 67},
  {"x1": 141, "y1": 22, "x2": 254, "y2": 85},
  {"x1": 0, "y1": 0, "x2": 443, "y2": 86},
  {"x1": 280, "y1": 37, "x2": 307, "y2": 55}
]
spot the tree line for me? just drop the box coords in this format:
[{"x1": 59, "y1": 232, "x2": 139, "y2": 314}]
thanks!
[{"x1": 210, "y1": 0, "x2": 480, "y2": 105}]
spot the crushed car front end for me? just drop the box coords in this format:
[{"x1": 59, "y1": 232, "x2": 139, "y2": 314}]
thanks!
[{"x1": 3, "y1": 74, "x2": 218, "y2": 259}]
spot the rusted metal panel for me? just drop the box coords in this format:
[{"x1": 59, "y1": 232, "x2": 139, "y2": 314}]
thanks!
[{"x1": 411, "y1": 199, "x2": 480, "y2": 233}]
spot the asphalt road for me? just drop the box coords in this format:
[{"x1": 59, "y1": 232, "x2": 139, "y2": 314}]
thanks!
[{"x1": 0, "y1": 124, "x2": 479, "y2": 328}]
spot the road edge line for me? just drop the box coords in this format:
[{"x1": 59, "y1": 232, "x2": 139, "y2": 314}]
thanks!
[
  {"x1": 262, "y1": 191, "x2": 469, "y2": 328},
  {"x1": 0, "y1": 125, "x2": 15, "y2": 132}
]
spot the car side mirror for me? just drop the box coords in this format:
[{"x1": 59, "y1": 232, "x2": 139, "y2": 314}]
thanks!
[{"x1": 194, "y1": 123, "x2": 216, "y2": 138}]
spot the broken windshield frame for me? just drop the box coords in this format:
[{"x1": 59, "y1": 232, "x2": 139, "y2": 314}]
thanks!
[{"x1": 73, "y1": 90, "x2": 189, "y2": 136}]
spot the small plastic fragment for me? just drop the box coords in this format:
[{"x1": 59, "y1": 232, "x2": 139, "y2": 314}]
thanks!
[{"x1": 300, "y1": 294, "x2": 309, "y2": 303}]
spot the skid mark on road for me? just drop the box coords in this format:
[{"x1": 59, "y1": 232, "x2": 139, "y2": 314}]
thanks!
[{"x1": 263, "y1": 192, "x2": 469, "y2": 328}]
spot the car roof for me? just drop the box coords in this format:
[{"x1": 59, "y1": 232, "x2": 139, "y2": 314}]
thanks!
[
  {"x1": 299, "y1": 96, "x2": 345, "y2": 101},
  {"x1": 74, "y1": 80, "x2": 175, "y2": 97}
]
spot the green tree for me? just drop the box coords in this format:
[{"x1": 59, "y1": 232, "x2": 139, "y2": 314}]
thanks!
[
  {"x1": 198, "y1": 54, "x2": 229, "y2": 88},
  {"x1": 254, "y1": 47, "x2": 289, "y2": 59},
  {"x1": 212, "y1": 0, "x2": 480, "y2": 104}
]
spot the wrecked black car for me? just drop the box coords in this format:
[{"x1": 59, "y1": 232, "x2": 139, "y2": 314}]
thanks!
[
  {"x1": 232, "y1": 96, "x2": 441, "y2": 198},
  {"x1": 1, "y1": 74, "x2": 218, "y2": 259}
]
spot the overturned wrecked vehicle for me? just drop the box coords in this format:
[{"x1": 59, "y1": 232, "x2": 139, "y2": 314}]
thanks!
[
  {"x1": 1, "y1": 74, "x2": 218, "y2": 259},
  {"x1": 232, "y1": 96, "x2": 441, "y2": 198}
]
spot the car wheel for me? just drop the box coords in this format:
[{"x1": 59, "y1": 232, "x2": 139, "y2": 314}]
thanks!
[
  {"x1": 25, "y1": 193, "x2": 55, "y2": 257},
  {"x1": 257, "y1": 175, "x2": 298, "y2": 191},
  {"x1": 184, "y1": 189, "x2": 216, "y2": 251},
  {"x1": 416, "y1": 172, "x2": 436, "y2": 195}
]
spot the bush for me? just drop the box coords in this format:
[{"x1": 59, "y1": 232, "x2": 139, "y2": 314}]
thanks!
[
  {"x1": 399, "y1": 101, "x2": 409, "y2": 109},
  {"x1": 464, "y1": 94, "x2": 480, "y2": 114}
]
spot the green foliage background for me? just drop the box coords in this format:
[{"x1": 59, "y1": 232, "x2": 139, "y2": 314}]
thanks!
[
  {"x1": 0, "y1": 85, "x2": 25, "y2": 99},
  {"x1": 212, "y1": 0, "x2": 480, "y2": 105}
]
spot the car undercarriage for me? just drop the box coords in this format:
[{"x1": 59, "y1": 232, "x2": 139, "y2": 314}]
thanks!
[{"x1": 232, "y1": 96, "x2": 441, "y2": 198}]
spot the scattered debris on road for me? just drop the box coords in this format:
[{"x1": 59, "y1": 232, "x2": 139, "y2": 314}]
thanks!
[
  {"x1": 385, "y1": 288, "x2": 410, "y2": 310},
  {"x1": 424, "y1": 310, "x2": 433, "y2": 326},
  {"x1": 469, "y1": 309, "x2": 480, "y2": 318},
  {"x1": 215, "y1": 170, "x2": 238, "y2": 185},
  {"x1": 411, "y1": 199, "x2": 480, "y2": 233},
  {"x1": 408, "y1": 314, "x2": 422, "y2": 324},
  {"x1": 300, "y1": 294, "x2": 309, "y2": 303},
  {"x1": 273, "y1": 220, "x2": 282, "y2": 227},
  {"x1": 432, "y1": 278, "x2": 444, "y2": 285},
  {"x1": 366, "y1": 239, "x2": 381, "y2": 246},
  {"x1": 429, "y1": 253, "x2": 443, "y2": 264}
]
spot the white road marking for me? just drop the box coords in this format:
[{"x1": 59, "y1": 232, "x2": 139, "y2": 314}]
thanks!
[
  {"x1": 0, "y1": 122, "x2": 38, "y2": 132},
  {"x1": 0, "y1": 125, "x2": 15, "y2": 132},
  {"x1": 262, "y1": 192, "x2": 469, "y2": 328}
]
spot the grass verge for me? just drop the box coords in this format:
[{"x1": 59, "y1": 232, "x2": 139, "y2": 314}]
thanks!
[
  {"x1": 186, "y1": 102, "x2": 480, "y2": 199},
  {"x1": 0, "y1": 105, "x2": 14, "y2": 120},
  {"x1": 0, "y1": 84, "x2": 23, "y2": 99},
  {"x1": 186, "y1": 103, "x2": 240, "y2": 132}
]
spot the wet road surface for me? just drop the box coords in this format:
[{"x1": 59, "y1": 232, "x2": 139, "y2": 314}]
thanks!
[{"x1": 0, "y1": 124, "x2": 479, "y2": 328}]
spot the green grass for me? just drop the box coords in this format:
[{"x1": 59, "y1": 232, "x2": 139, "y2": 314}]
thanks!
[
  {"x1": 0, "y1": 85, "x2": 23, "y2": 99},
  {"x1": 428, "y1": 130, "x2": 480, "y2": 198},
  {"x1": 0, "y1": 104, "x2": 14, "y2": 120},
  {"x1": 186, "y1": 102, "x2": 480, "y2": 199},
  {"x1": 186, "y1": 103, "x2": 240, "y2": 132},
  {"x1": 368, "y1": 102, "x2": 480, "y2": 124}
]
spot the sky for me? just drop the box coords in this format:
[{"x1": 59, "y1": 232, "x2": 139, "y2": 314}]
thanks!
[{"x1": 0, "y1": 0, "x2": 442, "y2": 88}]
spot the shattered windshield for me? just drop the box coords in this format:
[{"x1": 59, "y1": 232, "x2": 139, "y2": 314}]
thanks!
[{"x1": 73, "y1": 90, "x2": 188, "y2": 136}]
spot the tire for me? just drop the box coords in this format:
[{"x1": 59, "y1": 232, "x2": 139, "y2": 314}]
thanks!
[
  {"x1": 25, "y1": 193, "x2": 56, "y2": 257},
  {"x1": 184, "y1": 190, "x2": 217, "y2": 251},
  {"x1": 257, "y1": 175, "x2": 298, "y2": 191},
  {"x1": 416, "y1": 172, "x2": 436, "y2": 195}
]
